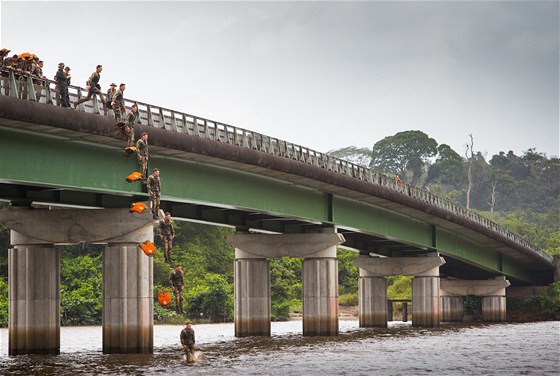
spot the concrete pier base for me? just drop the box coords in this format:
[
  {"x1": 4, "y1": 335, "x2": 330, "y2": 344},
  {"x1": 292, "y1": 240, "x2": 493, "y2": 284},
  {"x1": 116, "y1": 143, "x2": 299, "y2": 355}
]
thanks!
[
  {"x1": 358, "y1": 274, "x2": 387, "y2": 328},
  {"x1": 302, "y1": 257, "x2": 338, "y2": 336},
  {"x1": 234, "y1": 257, "x2": 271, "y2": 337},
  {"x1": 441, "y1": 296, "x2": 463, "y2": 322},
  {"x1": 8, "y1": 232, "x2": 60, "y2": 355},
  {"x1": 103, "y1": 241, "x2": 154, "y2": 354},
  {"x1": 412, "y1": 276, "x2": 440, "y2": 327},
  {"x1": 482, "y1": 296, "x2": 506, "y2": 322}
]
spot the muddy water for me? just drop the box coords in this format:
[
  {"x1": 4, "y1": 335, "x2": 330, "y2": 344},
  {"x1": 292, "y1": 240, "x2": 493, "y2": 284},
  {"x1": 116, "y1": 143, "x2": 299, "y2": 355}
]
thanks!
[{"x1": 0, "y1": 320, "x2": 558, "y2": 375}]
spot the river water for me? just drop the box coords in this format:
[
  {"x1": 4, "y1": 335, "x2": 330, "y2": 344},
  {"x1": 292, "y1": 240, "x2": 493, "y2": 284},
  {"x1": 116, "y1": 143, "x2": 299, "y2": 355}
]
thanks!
[{"x1": 0, "y1": 320, "x2": 558, "y2": 375}]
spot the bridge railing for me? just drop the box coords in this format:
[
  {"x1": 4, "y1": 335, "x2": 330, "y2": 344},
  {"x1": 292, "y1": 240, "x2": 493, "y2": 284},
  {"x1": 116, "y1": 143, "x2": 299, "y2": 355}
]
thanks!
[{"x1": 0, "y1": 69, "x2": 551, "y2": 262}]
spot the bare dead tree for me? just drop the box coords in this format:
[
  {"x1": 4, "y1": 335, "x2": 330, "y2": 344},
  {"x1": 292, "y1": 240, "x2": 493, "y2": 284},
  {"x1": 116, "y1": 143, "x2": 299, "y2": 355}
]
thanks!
[
  {"x1": 465, "y1": 134, "x2": 474, "y2": 209},
  {"x1": 488, "y1": 177, "x2": 497, "y2": 212}
]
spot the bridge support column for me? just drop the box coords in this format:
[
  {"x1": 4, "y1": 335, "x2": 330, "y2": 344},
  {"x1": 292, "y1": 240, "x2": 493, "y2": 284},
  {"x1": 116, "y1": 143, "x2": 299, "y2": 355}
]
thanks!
[
  {"x1": 228, "y1": 231, "x2": 345, "y2": 337},
  {"x1": 102, "y1": 226, "x2": 154, "y2": 354},
  {"x1": 481, "y1": 277, "x2": 507, "y2": 322},
  {"x1": 354, "y1": 254, "x2": 445, "y2": 328},
  {"x1": 440, "y1": 276, "x2": 510, "y2": 323},
  {"x1": 440, "y1": 296, "x2": 463, "y2": 322},
  {"x1": 412, "y1": 275, "x2": 441, "y2": 327},
  {"x1": 234, "y1": 253, "x2": 271, "y2": 337},
  {"x1": 8, "y1": 231, "x2": 60, "y2": 355},
  {"x1": 358, "y1": 273, "x2": 387, "y2": 328},
  {"x1": 302, "y1": 251, "x2": 338, "y2": 336}
]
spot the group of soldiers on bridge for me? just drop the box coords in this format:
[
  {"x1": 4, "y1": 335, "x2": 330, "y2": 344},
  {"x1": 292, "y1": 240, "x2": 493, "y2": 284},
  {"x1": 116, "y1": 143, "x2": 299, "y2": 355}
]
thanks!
[{"x1": 2, "y1": 48, "x2": 188, "y2": 315}]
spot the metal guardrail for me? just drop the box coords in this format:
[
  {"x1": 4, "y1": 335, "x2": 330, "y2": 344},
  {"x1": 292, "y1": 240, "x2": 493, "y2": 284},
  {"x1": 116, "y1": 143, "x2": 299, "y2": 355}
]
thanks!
[{"x1": 0, "y1": 69, "x2": 552, "y2": 263}]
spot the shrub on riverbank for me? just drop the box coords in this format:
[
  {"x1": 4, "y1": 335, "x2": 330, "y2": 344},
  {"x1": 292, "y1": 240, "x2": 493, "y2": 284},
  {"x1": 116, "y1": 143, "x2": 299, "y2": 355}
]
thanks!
[{"x1": 507, "y1": 282, "x2": 560, "y2": 321}]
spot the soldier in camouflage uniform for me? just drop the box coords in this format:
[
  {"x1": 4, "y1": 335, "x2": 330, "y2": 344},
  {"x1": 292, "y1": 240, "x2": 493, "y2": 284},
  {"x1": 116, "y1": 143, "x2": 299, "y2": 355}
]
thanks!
[
  {"x1": 136, "y1": 132, "x2": 149, "y2": 181},
  {"x1": 111, "y1": 83, "x2": 126, "y2": 126},
  {"x1": 180, "y1": 321, "x2": 195, "y2": 362},
  {"x1": 123, "y1": 103, "x2": 138, "y2": 147},
  {"x1": 105, "y1": 83, "x2": 117, "y2": 115},
  {"x1": 147, "y1": 168, "x2": 160, "y2": 220},
  {"x1": 158, "y1": 212, "x2": 175, "y2": 263},
  {"x1": 169, "y1": 264, "x2": 184, "y2": 313},
  {"x1": 54, "y1": 62, "x2": 69, "y2": 107},
  {"x1": 74, "y1": 65, "x2": 105, "y2": 108}
]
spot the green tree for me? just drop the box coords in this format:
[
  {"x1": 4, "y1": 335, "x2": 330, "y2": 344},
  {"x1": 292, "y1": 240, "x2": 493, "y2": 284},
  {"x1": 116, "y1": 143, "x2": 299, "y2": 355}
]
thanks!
[
  {"x1": 327, "y1": 146, "x2": 373, "y2": 167},
  {"x1": 186, "y1": 274, "x2": 233, "y2": 322},
  {"x1": 0, "y1": 277, "x2": 7, "y2": 327},
  {"x1": 426, "y1": 143, "x2": 466, "y2": 190},
  {"x1": 370, "y1": 130, "x2": 438, "y2": 185},
  {"x1": 337, "y1": 249, "x2": 359, "y2": 295},
  {"x1": 60, "y1": 249, "x2": 103, "y2": 325}
]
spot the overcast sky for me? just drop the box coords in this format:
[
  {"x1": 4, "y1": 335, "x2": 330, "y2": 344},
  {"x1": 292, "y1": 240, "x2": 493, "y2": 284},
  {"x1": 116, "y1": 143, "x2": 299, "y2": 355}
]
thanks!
[{"x1": 1, "y1": 1, "x2": 558, "y2": 159}]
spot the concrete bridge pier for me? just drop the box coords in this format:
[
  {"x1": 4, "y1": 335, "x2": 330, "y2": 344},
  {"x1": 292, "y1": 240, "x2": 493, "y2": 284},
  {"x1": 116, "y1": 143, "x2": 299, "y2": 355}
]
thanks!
[
  {"x1": 234, "y1": 252, "x2": 271, "y2": 337},
  {"x1": 228, "y1": 231, "x2": 345, "y2": 337},
  {"x1": 8, "y1": 231, "x2": 60, "y2": 355},
  {"x1": 440, "y1": 296, "x2": 464, "y2": 322},
  {"x1": 440, "y1": 276, "x2": 511, "y2": 322},
  {"x1": 103, "y1": 228, "x2": 154, "y2": 353},
  {"x1": 481, "y1": 277, "x2": 508, "y2": 322},
  {"x1": 412, "y1": 274, "x2": 441, "y2": 327},
  {"x1": 302, "y1": 248, "x2": 339, "y2": 336},
  {"x1": 354, "y1": 254, "x2": 446, "y2": 328},
  {"x1": 358, "y1": 273, "x2": 387, "y2": 327},
  {"x1": 0, "y1": 208, "x2": 155, "y2": 355}
]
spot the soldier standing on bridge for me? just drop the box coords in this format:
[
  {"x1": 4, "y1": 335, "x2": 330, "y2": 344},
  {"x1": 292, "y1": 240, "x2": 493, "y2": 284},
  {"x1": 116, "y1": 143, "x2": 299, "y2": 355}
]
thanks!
[
  {"x1": 147, "y1": 168, "x2": 161, "y2": 219},
  {"x1": 111, "y1": 83, "x2": 126, "y2": 127},
  {"x1": 74, "y1": 64, "x2": 105, "y2": 109},
  {"x1": 105, "y1": 83, "x2": 116, "y2": 116},
  {"x1": 158, "y1": 212, "x2": 175, "y2": 263},
  {"x1": 63, "y1": 66, "x2": 71, "y2": 107},
  {"x1": 169, "y1": 264, "x2": 184, "y2": 313},
  {"x1": 136, "y1": 132, "x2": 149, "y2": 181},
  {"x1": 54, "y1": 62, "x2": 69, "y2": 107}
]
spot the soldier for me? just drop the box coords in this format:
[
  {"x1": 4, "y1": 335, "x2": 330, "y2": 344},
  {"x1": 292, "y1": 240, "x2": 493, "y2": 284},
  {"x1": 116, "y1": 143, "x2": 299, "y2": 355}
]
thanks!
[
  {"x1": 158, "y1": 212, "x2": 175, "y2": 263},
  {"x1": 0, "y1": 48, "x2": 10, "y2": 69},
  {"x1": 111, "y1": 83, "x2": 126, "y2": 126},
  {"x1": 123, "y1": 103, "x2": 138, "y2": 147},
  {"x1": 74, "y1": 64, "x2": 105, "y2": 109},
  {"x1": 32, "y1": 59, "x2": 46, "y2": 101},
  {"x1": 54, "y1": 62, "x2": 69, "y2": 107},
  {"x1": 180, "y1": 321, "x2": 196, "y2": 362},
  {"x1": 105, "y1": 83, "x2": 117, "y2": 115},
  {"x1": 169, "y1": 264, "x2": 184, "y2": 313},
  {"x1": 1, "y1": 49, "x2": 12, "y2": 95},
  {"x1": 63, "y1": 66, "x2": 71, "y2": 106},
  {"x1": 147, "y1": 168, "x2": 160, "y2": 220},
  {"x1": 136, "y1": 132, "x2": 149, "y2": 181}
]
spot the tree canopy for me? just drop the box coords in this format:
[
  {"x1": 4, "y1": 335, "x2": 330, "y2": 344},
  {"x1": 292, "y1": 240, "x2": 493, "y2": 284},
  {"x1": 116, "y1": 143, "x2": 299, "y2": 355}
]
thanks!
[{"x1": 369, "y1": 130, "x2": 438, "y2": 185}]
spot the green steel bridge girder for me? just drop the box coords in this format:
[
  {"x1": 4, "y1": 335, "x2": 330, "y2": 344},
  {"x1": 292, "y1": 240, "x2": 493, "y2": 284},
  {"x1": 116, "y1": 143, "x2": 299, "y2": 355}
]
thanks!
[
  {"x1": 0, "y1": 125, "x2": 544, "y2": 283},
  {"x1": 0, "y1": 126, "x2": 329, "y2": 221}
]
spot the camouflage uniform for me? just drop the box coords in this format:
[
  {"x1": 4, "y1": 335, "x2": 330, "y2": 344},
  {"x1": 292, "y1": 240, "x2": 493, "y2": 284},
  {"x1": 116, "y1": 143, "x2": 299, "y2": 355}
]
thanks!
[
  {"x1": 147, "y1": 173, "x2": 160, "y2": 219},
  {"x1": 123, "y1": 109, "x2": 137, "y2": 147},
  {"x1": 136, "y1": 138, "x2": 149, "y2": 180},
  {"x1": 180, "y1": 326, "x2": 195, "y2": 360},
  {"x1": 112, "y1": 88, "x2": 125, "y2": 125},
  {"x1": 54, "y1": 67, "x2": 69, "y2": 107},
  {"x1": 105, "y1": 86, "x2": 116, "y2": 114},
  {"x1": 158, "y1": 218, "x2": 175, "y2": 263},
  {"x1": 169, "y1": 268, "x2": 184, "y2": 313},
  {"x1": 75, "y1": 70, "x2": 105, "y2": 107},
  {"x1": 32, "y1": 62, "x2": 44, "y2": 101}
]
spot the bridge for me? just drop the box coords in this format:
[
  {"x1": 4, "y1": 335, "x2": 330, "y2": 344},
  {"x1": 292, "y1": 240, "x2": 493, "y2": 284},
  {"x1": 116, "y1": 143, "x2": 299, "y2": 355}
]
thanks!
[{"x1": 0, "y1": 70, "x2": 556, "y2": 355}]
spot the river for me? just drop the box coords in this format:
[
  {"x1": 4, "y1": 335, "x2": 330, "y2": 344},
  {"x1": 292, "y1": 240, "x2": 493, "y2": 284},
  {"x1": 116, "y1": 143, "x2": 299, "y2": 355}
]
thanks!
[{"x1": 0, "y1": 320, "x2": 558, "y2": 375}]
